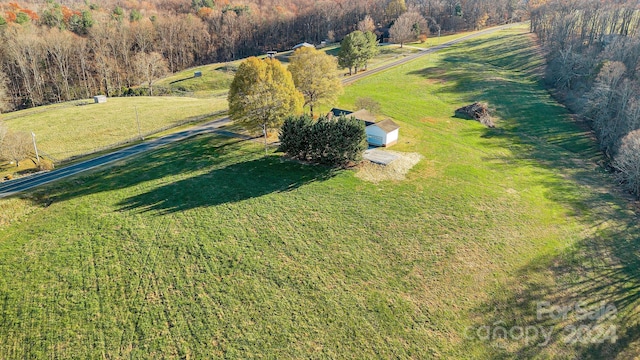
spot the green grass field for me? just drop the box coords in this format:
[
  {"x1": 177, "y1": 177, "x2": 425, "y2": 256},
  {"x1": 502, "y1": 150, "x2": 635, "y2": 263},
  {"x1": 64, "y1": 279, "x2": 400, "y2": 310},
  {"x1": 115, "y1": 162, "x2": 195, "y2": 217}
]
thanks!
[
  {"x1": 155, "y1": 64, "x2": 237, "y2": 97},
  {"x1": 408, "y1": 30, "x2": 478, "y2": 48},
  {"x1": 155, "y1": 30, "x2": 482, "y2": 98},
  {"x1": 1, "y1": 96, "x2": 227, "y2": 162},
  {"x1": 0, "y1": 26, "x2": 638, "y2": 358}
]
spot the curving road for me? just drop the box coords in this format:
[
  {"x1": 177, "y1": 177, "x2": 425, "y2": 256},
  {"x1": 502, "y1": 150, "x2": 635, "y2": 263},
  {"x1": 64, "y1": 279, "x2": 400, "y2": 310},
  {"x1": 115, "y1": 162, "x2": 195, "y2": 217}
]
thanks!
[
  {"x1": 342, "y1": 23, "x2": 520, "y2": 85},
  {"x1": 0, "y1": 23, "x2": 521, "y2": 198},
  {"x1": 0, "y1": 118, "x2": 231, "y2": 198}
]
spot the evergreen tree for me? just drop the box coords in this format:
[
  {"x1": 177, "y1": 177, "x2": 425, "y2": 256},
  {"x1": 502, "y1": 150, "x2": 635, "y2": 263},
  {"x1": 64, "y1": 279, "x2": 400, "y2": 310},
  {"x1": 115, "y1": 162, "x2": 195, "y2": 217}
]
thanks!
[{"x1": 338, "y1": 30, "x2": 378, "y2": 75}]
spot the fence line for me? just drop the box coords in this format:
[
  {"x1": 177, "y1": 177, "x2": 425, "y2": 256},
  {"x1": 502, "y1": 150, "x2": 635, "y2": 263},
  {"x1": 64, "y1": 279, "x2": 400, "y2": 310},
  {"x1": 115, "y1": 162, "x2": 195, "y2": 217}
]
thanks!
[
  {"x1": 52, "y1": 111, "x2": 226, "y2": 165},
  {"x1": 38, "y1": 151, "x2": 61, "y2": 164}
]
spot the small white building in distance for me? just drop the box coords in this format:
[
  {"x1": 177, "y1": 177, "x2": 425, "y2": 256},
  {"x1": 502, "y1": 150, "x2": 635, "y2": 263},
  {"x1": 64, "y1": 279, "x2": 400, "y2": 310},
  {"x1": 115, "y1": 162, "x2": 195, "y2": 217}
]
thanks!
[{"x1": 93, "y1": 95, "x2": 107, "y2": 104}]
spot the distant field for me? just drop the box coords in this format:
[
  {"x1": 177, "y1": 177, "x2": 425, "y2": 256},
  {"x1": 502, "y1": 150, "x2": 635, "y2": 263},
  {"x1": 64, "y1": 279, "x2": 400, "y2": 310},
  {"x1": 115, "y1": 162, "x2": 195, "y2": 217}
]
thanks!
[
  {"x1": 1, "y1": 96, "x2": 227, "y2": 161},
  {"x1": 0, "y1": 25, "x2": 638, "y2": 359},
  {"x1": 155, "y1": 31, "x2": 480, "y2": 97},
  {"x1": 408, "y1": 29, "x2": 478, "y2": 48},
  {"x1": 155, "y1": 64, "x2": 237, "y2": 97}
]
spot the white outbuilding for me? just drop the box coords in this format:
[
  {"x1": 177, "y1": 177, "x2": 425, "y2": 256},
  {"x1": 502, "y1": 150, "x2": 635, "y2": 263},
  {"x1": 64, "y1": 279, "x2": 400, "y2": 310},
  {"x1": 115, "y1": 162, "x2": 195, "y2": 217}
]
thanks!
[
  {"x1": 365, "y1": 119, "x2": 400, "y2": 147},
  {"x1": 327, "y1": 108, "x2": 400, "y2": 147},
  {"x1": 93, "y1": 95, "x2": 107, "y2": 104}
]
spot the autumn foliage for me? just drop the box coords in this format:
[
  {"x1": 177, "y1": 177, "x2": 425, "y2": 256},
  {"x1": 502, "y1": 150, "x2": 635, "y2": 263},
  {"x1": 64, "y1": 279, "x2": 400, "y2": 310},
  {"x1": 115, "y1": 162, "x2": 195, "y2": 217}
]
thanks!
[
  {"x1": 0, "y1": 0, "x2": 522, "y2": 111},
  {"x1": 2, "y1": 2, "x2": 37, "y2": 22}
]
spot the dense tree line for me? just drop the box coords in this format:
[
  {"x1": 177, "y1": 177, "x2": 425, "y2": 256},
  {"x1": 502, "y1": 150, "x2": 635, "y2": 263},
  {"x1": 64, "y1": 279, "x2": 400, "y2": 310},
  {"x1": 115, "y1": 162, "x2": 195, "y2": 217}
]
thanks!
[
  {"x1": 0, "y1": 0, "x2": 523, "y2": 111},
  {"x1": 528, "y1": 0, "x2": 640, "y2": 196}
]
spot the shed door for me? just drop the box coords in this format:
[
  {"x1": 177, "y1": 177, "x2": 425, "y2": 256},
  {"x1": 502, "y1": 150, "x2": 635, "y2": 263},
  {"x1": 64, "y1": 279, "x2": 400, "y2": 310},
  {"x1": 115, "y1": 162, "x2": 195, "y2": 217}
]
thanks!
[{"x1": 367, "y1": 134, "x2": 384, "y2": 146}]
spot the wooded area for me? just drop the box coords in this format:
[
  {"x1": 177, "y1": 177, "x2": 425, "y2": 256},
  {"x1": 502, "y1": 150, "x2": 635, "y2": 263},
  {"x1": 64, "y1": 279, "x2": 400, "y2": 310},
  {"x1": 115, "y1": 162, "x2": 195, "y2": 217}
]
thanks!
[
  {"x1": 529, "y1": 0, "x2": 640, "y2": 195},
  {"x1": 0, "y1": 0, "x2": 523, "y2": 111}
]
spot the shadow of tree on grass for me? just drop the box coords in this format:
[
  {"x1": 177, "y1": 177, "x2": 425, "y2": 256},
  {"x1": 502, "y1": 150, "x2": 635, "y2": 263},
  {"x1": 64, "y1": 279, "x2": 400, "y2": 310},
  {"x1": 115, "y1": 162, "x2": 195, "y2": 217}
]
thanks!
[
  {"x1": 465, "y1": 212, "x2": 640, "y2": 359},
  {"x1": 409, "y1": 27, "x2": 640, "y2": 357},
  {"x1": 38, "y1": 135, "x2": 337, "y2": 211},
  {"x1": 117, "y1": 155, "x2": 337, "y2": 214}
]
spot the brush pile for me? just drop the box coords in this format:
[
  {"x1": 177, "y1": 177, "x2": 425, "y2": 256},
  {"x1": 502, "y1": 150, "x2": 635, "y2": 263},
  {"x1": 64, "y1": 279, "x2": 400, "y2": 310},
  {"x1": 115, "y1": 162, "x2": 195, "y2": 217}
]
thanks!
[{"x1": 455, "y1": 102, "x2": 495, "y2": 128}]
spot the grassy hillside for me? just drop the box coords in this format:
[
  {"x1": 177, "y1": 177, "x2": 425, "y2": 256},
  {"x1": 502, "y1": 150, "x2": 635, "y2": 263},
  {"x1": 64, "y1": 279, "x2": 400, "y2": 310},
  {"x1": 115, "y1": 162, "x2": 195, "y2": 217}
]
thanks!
[
  {"x1": 154, "y1": 31, "x2": 478, "y2": 98},
  {"x1": 1, "y1": 96, "x2": 227, "y2": 162},
  {"x1": 155, "y1": 64, "x2": 237, "y2": 97},
  {"x1": 0, "y1": 26, "x2": 638, "y2": 359}
]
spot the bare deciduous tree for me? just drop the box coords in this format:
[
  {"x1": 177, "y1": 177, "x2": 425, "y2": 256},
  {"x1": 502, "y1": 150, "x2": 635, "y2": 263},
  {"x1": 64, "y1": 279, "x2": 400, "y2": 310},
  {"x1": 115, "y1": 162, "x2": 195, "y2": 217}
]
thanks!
[
  {"x1": 531, "y1": 0, "x2": 640, "y2": 197},
  {"x1": 0, "y1": 71, "x2": 11, "y2": 113},
  {"x1": 390, "y1": 10, "x2": 429, "y2": 48},
  {"x1": 355, "y1": 97, "x2": 381, "y2": 114},
  {"x1": 1, "y1": 131, "x2": 32, "y2": 167},
  {"x1": 133, "y1": 52, "x2": 169, "y2": 96},
  {"x1": 5, "y1": 26, "x2": 47, "y2": 106},
  {"x1": 0, "y1": 0, "x2": 522, "y2": 110},
  {"x1": 357, "y1": 15, "x2": 375, "y2": 33},
  {"x1": 131, "y1": 19, "x2": 157, "y2": 54},
  {"x1": 614, "y1": 130, "x2": 640, "y2": 197},
  {"x1": 43, "y1": 28, "x2": 76, "y2": 101}
]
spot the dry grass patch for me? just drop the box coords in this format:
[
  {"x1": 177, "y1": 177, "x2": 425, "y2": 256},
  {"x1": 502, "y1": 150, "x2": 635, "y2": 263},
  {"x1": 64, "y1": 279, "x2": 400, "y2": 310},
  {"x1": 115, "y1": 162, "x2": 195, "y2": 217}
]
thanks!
[
  {"x1": 356, "y1": 151, "x2": 423, "y2": 183},
  {"x1": 420, "y1": 117, "x2": 439, "y2": 124}
]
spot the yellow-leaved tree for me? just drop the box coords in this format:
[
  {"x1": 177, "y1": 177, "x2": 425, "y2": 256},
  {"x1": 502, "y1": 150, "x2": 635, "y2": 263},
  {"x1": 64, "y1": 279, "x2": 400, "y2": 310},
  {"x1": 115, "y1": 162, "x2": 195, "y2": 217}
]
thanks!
[
  {"x1": 288, "y1": 47, "x2": 343, "y2": 117},
  {"x1": 228, "y1": 57, "x2": 304, "y2": 154}
]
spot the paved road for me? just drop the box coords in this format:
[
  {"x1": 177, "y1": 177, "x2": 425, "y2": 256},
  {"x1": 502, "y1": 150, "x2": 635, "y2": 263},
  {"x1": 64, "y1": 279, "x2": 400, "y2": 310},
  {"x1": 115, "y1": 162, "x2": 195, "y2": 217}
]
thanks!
[
  {"x1": 0, "y1": 23, "x2": 521, "y2": 198},
  {"x1": 342, "y1": 23, "x2": 519, "y2": 85},
  {"x1": 0, "y1": 118, "x2": 231, "y2": 198}
]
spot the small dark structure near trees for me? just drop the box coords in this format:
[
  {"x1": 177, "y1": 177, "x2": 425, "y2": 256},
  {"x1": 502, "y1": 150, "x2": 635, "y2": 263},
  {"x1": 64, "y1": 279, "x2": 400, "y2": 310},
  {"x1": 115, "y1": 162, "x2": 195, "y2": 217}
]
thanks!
[{"x1": 455, "y1": 102, "x2": 494, "y2": 128}]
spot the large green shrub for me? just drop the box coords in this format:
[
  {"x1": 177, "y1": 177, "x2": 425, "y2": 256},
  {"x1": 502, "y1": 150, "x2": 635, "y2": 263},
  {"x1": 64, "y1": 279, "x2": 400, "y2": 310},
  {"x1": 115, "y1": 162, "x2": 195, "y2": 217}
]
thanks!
[
  {"x1": 279, "y1": 114, "x2": 314, "y2": 159},
  {"x1": 279, "y1": 114, "x2": 367, "y2": 166}
]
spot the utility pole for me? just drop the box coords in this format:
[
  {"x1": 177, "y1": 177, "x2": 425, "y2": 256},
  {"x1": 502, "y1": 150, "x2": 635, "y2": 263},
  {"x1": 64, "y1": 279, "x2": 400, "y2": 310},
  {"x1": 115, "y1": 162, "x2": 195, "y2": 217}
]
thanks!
[
  {"x1": 31, "y1": 132, "x2": 40, "y2": 165},
  {"x1": 135, "y1": 106, "x2": 143, "y2": 140},
  {"x1": 263, "y1": 123, "x2": 268, "y2": 156}
]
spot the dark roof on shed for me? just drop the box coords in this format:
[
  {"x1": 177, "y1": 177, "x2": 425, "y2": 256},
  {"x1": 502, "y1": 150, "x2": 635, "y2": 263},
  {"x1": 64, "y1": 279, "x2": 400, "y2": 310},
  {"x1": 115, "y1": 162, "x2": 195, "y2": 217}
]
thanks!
[
  {"x1": 329, "y1": 108, "x2": 353, "y2": 117},
  {"x1": 329, "y1": 108, "x2": 376, "y2": 125}
]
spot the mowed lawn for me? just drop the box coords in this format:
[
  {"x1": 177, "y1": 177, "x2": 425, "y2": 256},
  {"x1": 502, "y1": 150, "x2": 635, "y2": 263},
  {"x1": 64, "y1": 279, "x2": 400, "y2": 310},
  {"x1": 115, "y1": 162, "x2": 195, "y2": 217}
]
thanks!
[
  {"x1": 0, "y1": 26, "x2": 638, "y2": 359},
  {"x1": 1, "y1": 96, "x2": 227, "y2": 161}
]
